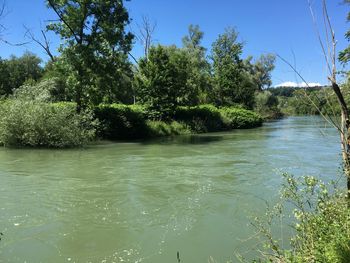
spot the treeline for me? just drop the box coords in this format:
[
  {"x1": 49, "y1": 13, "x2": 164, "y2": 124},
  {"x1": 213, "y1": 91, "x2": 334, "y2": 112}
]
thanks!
[
  {"x1": 269, "y1": 85, "x2": 350, "y2": 116},
  {"x1": 0, "y1": 30, "x2": 277, "y2": 115},
  {"x1": 0, "y1": 0, "x2": 279, "y2": 147}
]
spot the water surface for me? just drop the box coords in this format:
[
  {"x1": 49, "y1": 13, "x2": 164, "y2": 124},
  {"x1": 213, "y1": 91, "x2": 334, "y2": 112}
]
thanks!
[{"x1": 0, "y1": 116, "x2": 341, "y2": 262}]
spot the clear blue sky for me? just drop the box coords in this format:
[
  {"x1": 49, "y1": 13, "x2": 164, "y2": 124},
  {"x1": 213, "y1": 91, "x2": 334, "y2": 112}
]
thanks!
[{"x1": 0, "y1": 0, "x2": 348, "y2": 86}]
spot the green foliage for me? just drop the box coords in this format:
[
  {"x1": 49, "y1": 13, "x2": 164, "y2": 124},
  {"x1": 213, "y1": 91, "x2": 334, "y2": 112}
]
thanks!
[
  {"x1": 182, "y1": 25, "x2": 212, "y2": 105},
  {"x1": 254, "y1": 91, "x2": 282, "y2": 119},
  {"x1": 95, "y1": 104, "x2": 262, "y2": 140},
  {"x1": 253, "y1": 174, "x2": 350, "y2": 263},
  {"x1": 276, "y1": 86, "x2": 346, "y2": 116},
  {"x1": 0, "y1": 100, "x2": 97, "y2": 148},
  {"x1": 134, "y1": 45, "x2": 192, "y2": 119},
  {"x1": 211, "y1": 28, "x2": 256, "y2": 108},
  {"x1": 0, "y1": 52, "x2": 43, "y2": 96},
  {"x1": 13, "y1": 79, "x2": 60, "y2": 102},
  {"x1": 220, "y1": 107, "x2": 263, "y2": 129},
  {"x1": 47, "y1": 0, "x2": 134, "y2": 109},
  {"x1": 94, "y1": 103, "x2": 149, "y2": 140},
  {"x1": 94, "y1": 103, "x2": 192, "y2": 139},
  {"x1": 175, "y1": 104, "x2": 224, "y2": 132},
  {"x1": 175, "y1": 104, "x2": 262, "y2": 132},
  {"x1": 146, "y1": 120, "x2": 190, "y2": 137},
  {"x1": 245, "y1": 54, "x2": 276, "y2": 91}
]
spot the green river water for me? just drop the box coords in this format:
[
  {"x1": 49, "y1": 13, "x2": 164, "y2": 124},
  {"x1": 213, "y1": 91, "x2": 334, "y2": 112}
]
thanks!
[{"x1": 0, "y1": 116, "x2": 341, "y2": 262}]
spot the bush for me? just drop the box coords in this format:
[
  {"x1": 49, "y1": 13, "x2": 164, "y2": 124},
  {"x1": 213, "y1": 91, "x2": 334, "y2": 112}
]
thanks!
[
  {"x1": 0, "y1": 100, "x2": 97, "y2": 148},
  {"x1": 146, "y1": 121, "x2": 190, "y2": 137},
  {"x1": 94, "y1": 104, "x2": 149, "y2": 140},
  {"x1": 95, "y1": 104, "x2": 262, "y2": 140},
  {"x1": 174, "y1": 104, "x2": 224, "y2": 132},
  {"x1": 253, "y1": 174, "x2": 350, "y2": 263},
  {"x1": 14, "y1": 80, "x2": 52, "y2": 102},
  {"x1": 220, "y1": 107, "x2": 263, "y2": 129},
  {"x1": 175, "y1": 104, "x2": 263, "y2": 132}
]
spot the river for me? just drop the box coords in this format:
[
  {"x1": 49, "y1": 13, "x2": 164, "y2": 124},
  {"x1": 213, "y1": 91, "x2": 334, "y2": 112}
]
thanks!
[{"x1": 0, "y1": 116, "x2": 341, "y2": 262}]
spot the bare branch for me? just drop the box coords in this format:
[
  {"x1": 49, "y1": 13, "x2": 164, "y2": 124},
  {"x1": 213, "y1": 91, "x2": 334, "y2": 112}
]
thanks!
[
  {"x1": 47, "y1": 0, "x2": 81, "y2": 44},
  {"x1": 308, "y1": 0, "x2": 333, "y2": 76},
  {"x1": 24, "y1": 25, "x2": 56, "y2": 62},
  {"x1": 128, "y1": 51, "x2": 138, "y2": 65},
  {"x1": 136, "y1": 15, "x2": 156, "y2": 60}
]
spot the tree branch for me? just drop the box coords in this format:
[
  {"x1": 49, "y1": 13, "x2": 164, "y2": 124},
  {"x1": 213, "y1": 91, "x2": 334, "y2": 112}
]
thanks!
[{"x1": 47, "y1": 0, "x2": 81, "y2": 43}]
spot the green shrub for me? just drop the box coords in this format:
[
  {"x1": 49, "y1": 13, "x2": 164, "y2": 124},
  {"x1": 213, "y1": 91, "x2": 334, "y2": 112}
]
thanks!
[
  {"x1": 146, "y1": 121, "x2": 190, "y2": 137},
  {"x1": 94, "y1": 104, "x2": 149, "y2": 140},
  {"x1": 0, "y1": 100, "x2": 97, "y2": 148},
  {"x1": 220, "y1": 107, "x2": 263, "y2": 129},
  {"x1": 174, "y1": 104, "x2": 224, "y2": 132},
  {"x1": 175, "y1": 104, "x2": 262, "y2": 132},
  {"x1": 95, "y1": 104, "x2": 262, "y2": 141}
]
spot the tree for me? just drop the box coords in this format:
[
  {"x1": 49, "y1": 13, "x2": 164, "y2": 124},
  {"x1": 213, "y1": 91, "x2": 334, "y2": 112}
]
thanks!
[
  {"x1": 211, "y1": 28, "x2": 255, "y2": 108},
  {"x1": 137, "y1": 15, "x2": 156, "y2": 60},
  {"x1": 134, "y1": 45, "x2": 191, "y2": 119},
  {"x1": 182, "y1": 24, "x2": 205, "y2": 51},
  {"x1": 182, "y1": 24, "x2": 211, "y2": 105},
  {"x1": 46, "y1": 0, "x2": 134, "y2": 111},
  {"x1": 252, "y1": 54, "x2": 276, "y2": 91},
  {"x1": 0, "y1": 52, "x2": 43, "y2": 96},
  {"x1": 25, "y1": 26, "x2": 56, "y2": 62}
]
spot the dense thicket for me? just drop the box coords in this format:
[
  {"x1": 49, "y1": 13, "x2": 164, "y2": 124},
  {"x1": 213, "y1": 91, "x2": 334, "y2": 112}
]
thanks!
[{"x1": 95, "y1": 104, "x2": 262, "y2": 140}]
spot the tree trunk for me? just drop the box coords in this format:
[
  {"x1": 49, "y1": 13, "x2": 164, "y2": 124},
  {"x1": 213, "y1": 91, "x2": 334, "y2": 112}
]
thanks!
[{"x1": 331, "y1": 81, "x2": 350, "y2": 197}]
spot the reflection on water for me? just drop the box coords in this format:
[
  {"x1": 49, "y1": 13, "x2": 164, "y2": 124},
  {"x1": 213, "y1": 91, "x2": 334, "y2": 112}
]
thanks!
[{"x1": 0, "y1": 116, "x2": 341, "y2": 262}]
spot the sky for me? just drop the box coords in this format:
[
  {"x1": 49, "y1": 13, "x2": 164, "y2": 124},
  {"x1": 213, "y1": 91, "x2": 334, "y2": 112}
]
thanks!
[{"x1": 0, "y1": 0, "x2": 348, "y2": 87}]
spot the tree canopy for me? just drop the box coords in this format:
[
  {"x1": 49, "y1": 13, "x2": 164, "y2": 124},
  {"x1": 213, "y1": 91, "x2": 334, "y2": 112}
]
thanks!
[{"x1": 46, "y1": 0, "x2": 134, "y2": 110}]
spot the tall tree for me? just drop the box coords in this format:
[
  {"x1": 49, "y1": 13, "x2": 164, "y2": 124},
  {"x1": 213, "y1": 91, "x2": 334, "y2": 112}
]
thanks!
[
  {"x1": 182, "y1": 24, "x2": 205, "y2": 51},
  {"x1": 47, "y1": 0, "x2": 134, "y2": 111},
  {"x1": 211, "y1": 28, "x2": 255, "y2": 108},
  {"x1": 182, "y1": 24, "x2": 211, "y2": 105},
  {"x1": 134, "y1": 45, "x2": 191, "y2": 119},
  {"x1": 252, "y1": 54, "x2": 276, "y2": 91}
]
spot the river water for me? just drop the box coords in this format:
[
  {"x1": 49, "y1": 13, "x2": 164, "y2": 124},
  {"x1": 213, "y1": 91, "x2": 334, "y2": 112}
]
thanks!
[{"x1": 0, "y1": 116, "x2": 342, "y2": 262}]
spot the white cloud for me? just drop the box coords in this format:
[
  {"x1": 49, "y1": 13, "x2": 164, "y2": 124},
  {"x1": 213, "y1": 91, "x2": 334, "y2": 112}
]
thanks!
[{"x1": 275, "y1": 81, "x2": 322, "y2": 88}]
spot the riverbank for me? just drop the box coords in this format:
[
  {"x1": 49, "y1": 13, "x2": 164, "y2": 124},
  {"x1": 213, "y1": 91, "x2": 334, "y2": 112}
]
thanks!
[
  {"x1": 95, "y1": 104, "x2": 263, "y2": 141},
  {"x1": 0, "y1": 101, "x2": 263, "y2": 148}
]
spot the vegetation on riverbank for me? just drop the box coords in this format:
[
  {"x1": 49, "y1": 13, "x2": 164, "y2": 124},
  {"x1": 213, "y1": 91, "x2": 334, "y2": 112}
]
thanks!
[
  {"x1": 267, "y1": 85, "x2": 350, "y2": 116},
  {"x1": 251, "y1": 174, "x2": 350, "y2": 263},
  {"x1": 0, "y1": 0, "x2": 276, "y2": 148},
  {"x1": 95, "y1": 103, "x2": 262, "y2": 140},
  {"x1": 250, "y1": 1, "x2": 350, "y2": 262}
]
